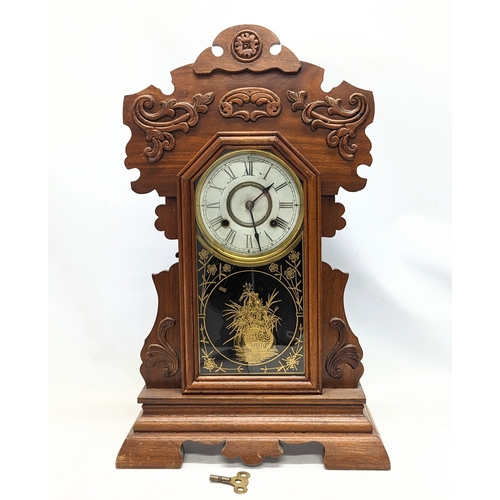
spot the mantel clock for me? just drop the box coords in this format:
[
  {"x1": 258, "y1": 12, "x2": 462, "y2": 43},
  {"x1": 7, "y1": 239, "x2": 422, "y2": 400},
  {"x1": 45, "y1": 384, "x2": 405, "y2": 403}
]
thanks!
[{"x1": 116, "y1": 25, "x2": 390, "y2": 470}]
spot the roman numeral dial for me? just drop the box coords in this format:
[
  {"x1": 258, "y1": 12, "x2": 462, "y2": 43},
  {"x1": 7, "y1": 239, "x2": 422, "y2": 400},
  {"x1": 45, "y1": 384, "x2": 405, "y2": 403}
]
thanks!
[{"x1": 195, "y1": 150, "x2": 304, "y2": 266}]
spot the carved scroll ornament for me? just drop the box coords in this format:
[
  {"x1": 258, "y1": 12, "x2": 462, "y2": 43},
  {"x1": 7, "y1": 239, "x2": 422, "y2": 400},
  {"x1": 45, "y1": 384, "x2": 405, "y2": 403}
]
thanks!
[
  {"x1": 132, "y1": 92, "x2": 215, "y2": 164},
  {"x1": 325, "y1": 317, "x2": 361, "y2": 379},
  {"x1": 286, "y1": 90, "x2": 370, "y2": 161},
  {"x1": 219, "y1": 87, "x2": 281, "y2": 121},
  {"x1": 145, "y1": 317, "x2": 179, "y2": 377}
]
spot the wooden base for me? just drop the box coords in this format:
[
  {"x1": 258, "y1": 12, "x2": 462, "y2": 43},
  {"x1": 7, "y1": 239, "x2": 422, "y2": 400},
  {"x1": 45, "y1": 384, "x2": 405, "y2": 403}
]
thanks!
[{"x1": 116, "y1": 386, "x2": 390, "y2": 470}]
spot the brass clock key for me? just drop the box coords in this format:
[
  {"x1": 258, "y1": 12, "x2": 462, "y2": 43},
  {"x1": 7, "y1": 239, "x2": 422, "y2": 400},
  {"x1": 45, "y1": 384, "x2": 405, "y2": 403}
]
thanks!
[{"x1": 209, "y1": 471, "x2": 250, "y2": 494}]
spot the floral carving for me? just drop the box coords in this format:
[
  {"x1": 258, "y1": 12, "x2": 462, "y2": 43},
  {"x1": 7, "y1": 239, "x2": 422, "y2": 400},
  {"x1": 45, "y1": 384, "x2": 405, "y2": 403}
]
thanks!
[
  {"x1": 325, "y1": 317, "x2": 360, "y2": 379},
  {"x1": 286, "y1": 90, "x2": 370, "y2": 161},
  {"x1": 131, "y1": 92, "x2": 215, "y2": 163},
  {"x1": 145, "y1": 317, "x2": 179, "y2": 377},
  {"x1": 231, "y1": 30, "x2": 262, "y2": 62},
  {"x1": 219, "y1": 88, "x2": 281, "y2": 121}
]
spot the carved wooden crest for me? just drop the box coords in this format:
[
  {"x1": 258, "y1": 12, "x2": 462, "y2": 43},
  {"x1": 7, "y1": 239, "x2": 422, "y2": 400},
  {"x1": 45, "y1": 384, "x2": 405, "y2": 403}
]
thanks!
[{"x1": 124, "y1": 24, "x2": 374, "y2": 200}]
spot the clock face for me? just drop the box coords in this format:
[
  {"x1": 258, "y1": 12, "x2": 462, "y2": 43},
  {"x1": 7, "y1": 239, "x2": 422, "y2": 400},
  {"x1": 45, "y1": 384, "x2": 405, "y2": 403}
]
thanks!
[{"x1": 195, "y1": 150, "x2": 304, "y2": 266}]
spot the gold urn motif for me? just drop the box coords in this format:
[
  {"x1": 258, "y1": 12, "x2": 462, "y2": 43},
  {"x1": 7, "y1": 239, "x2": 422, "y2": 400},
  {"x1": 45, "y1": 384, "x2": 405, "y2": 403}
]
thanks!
[{"x1": 224, "y1": 283, "x2": 280, "y2": 364}]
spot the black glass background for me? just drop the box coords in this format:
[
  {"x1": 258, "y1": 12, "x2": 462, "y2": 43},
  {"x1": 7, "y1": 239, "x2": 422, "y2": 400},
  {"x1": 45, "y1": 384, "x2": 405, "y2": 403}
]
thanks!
[{"x1": 197, "y1": 240, "x2": 305, "y2": 375}]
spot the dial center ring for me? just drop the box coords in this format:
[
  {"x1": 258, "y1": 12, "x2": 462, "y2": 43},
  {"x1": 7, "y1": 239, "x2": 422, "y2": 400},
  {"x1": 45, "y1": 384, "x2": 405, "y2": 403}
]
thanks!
[{"x1": 226, "y1": 182, "x2": 272, "y2": 228}]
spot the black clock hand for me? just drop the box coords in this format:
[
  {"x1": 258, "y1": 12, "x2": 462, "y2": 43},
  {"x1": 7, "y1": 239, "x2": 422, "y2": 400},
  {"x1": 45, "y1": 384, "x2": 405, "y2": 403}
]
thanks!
[
  {"x1": 251, "y1": 183, "x2": 274, "y2": 205},
  {"x1": 246, "y1": 184, "x2": 274, "y2": 251},
  {"x1": 246, "y1": 202, "x2": 262, "y2": 251},
  {"x1": 249, "y1": 209, "x2": 262, "y2": 251}
]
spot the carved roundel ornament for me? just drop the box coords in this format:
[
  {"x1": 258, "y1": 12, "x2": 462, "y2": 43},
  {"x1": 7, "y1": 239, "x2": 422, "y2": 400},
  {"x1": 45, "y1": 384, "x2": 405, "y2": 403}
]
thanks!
[{"x1": 231, "y1": 29, "x2": 263, "y2": 62}]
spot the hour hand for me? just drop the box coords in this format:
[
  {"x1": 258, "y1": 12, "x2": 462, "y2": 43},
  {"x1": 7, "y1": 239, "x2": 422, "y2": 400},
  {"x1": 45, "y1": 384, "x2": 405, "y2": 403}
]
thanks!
[{"x1": 251, "y1": 183, "x2": 274, "y2": 205}]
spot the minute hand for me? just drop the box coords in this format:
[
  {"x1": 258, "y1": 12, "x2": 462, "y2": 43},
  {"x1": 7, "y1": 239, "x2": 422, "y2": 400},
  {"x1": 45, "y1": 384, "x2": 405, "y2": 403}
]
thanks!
[
  {"x1": 248, "y1": 206, "x2": 262, "y2": 251},
  {"x1": 251, "y1": 183, "x2": 274, "y2": 205}
]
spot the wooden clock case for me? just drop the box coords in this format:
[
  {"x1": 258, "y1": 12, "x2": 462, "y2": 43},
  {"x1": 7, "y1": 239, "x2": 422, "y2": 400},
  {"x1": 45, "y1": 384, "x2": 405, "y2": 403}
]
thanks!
[{"x1": 116, "y1": 25, "x2": 390, "y2": 470}]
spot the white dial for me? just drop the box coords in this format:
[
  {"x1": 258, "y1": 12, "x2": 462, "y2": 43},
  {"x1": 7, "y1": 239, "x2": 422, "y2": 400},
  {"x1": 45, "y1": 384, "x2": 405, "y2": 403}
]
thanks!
[{"x1": 195, "y1": 150, "x2": 304, "y2": 265}]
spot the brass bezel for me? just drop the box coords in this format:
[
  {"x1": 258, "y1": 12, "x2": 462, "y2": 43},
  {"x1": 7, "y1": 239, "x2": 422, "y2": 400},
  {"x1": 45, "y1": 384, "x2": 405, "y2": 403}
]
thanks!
[{"x1": 195, "y1": 149, "x2": 304, "y2": 267}]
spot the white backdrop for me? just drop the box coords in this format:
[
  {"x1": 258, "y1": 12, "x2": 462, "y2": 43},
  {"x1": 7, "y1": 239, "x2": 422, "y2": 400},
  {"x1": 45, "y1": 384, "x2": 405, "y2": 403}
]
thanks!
[{"x1": 48, "y1": 1, "x2": 451, "y2": 498}]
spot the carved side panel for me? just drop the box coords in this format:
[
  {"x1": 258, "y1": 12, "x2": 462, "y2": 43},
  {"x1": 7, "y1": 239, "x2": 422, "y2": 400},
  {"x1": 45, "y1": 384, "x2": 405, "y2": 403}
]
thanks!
[
  {"x1": 321, "y1": 262, "x2": 364, "y2": 388},
  {"x1": 321, "y1": 196, "x2": 346, "y2": 237},
  {"x1": 155, "y1": 198, "x2": 178, "y2": 239},
  {"x1": 140, "y1": 264, "x2": 181, "y2": 388}
]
